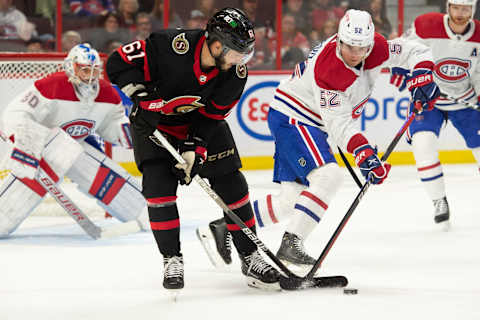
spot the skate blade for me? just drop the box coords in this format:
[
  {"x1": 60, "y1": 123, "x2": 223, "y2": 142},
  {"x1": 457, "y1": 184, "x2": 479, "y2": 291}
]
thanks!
[
  {"x1": 436, "y1": 220, "x2": 451, "y2": 232},
  {"x1": 279, "y1": 259, "x2": 318, "y2": 277},
  {"x1": 167, "y1": 289, "x2": 182, "y2": 302},
  {"x1": 245, "y1": 276, "x2": 281, "y2": 291},
  {"x1": 196, "y1": 227, "x2": 227, "y2": 269}
]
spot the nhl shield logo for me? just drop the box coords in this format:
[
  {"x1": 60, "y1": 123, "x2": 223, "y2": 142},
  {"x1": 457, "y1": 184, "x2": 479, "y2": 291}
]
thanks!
[
  {"x1": 298, "y1": 157, "x2": 306, "y2": 167},
  {"x1": 236, "y1": 64, "x2": 247, "y2": 79},
  {"x1": 172, "y1": 33, "x2": 189, "y2": 55}
]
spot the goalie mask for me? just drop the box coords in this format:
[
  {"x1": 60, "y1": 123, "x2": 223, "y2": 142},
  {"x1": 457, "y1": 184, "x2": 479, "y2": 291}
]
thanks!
[
  {"x1": 447, "y1": 0, "x2": 477, "y2": 21},
  {"x1": 337, "y1": 9, "x2": 375, "y2": 60},
  {"x1": 64, "y1": 43, "x2": 102, "y2": 104}
]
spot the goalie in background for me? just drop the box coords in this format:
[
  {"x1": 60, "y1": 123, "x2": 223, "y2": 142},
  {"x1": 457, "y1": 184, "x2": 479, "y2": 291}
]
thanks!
[
  {"x1": 199, "y1": 9, "x2": 441, "y2": 270},
  {"x1": 0, "y1": 43, "x2": 150, "y2": 238}
]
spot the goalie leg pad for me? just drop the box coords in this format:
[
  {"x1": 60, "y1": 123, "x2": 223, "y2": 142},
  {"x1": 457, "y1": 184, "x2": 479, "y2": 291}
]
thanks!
[
  {"x1": 0, "y1": 173, "x2": 45, "y2": 237},
  {"x1": 253, "y1": 181, "x2": 305, "y2": 228},
  {"x1": 66, "y1": 143, "x2": 146, "y2": 222},
  {"x1": 411, "y1": 131, "x2": 445, "y2": 200},
  {"x1": 41, "y1": 127, "x2": 84, "y2": 177},
  {"x1": 286, "y1": 163, "x2": 343, "y2": 239}
]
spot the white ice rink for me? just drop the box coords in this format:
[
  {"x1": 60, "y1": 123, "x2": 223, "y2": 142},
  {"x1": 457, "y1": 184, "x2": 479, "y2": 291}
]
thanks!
[{"x1": 1, "y1": 164, "x2": 479, "y2": 320}]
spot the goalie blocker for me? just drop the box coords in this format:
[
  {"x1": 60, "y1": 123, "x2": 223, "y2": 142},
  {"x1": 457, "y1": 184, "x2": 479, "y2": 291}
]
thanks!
[{"x1": 0, "y1": 128, "x2": 149, "y2": 237}]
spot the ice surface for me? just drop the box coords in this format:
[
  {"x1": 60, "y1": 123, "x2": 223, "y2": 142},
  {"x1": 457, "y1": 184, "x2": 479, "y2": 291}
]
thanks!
[{"x1": 1, "y1": 165, "x2": 479, "y2": 320}]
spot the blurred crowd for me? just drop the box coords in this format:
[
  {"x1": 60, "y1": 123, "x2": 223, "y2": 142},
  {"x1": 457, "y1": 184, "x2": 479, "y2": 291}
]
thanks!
[{"x1": 4, "y1": 0, "x2": 413, "y2": 69}]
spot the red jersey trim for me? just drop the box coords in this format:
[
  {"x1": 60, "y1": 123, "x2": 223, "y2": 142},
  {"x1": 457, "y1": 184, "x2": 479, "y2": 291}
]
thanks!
[
  {"x1": 198, "y1": 107, "x2": 226, "y2": 120},
  {"x1": 156, "y1": 124, "x2": 189, "y2": 140},
  {"x1": 414, "y1": 13, "x2": 448, "y2": 39},
  {"x1": 211, "y1": 99, "x2": 238, "y2": 110},
  {"x1": 193, "y1": 35, "x2": 219, "y2": 85},
  {"x1": 363, "y1": 33, "x2": 389, "y2": 70}
]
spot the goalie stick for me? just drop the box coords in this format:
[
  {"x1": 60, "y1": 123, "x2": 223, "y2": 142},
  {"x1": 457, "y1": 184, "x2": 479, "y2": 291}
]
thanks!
[
  {"x1": 152, "y1": 129, "x2": 348, "y2": 290},
  {"x1": 280, "y1": 108, "x2": 419, "y2": 290},
  {"x1": 0, "y1": 130, "x2": 141, "y2": 239}
]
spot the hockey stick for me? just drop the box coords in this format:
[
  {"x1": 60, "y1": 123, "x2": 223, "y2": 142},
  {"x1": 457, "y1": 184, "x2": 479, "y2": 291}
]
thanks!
[
  {"x1": 337, "y1": 147, "x2": 362, "y2": 189},
  {"x1": 439, "y1": 92, "x2": 479, "y2": 110},
  {"x1": 153, "y1": 129, "x2": 347, "y2": 289},
  {"x1": 0, "y1": 131, "x2": 141, "y2": 239},
  {"x1": 281, "y1": 109, "x2": 418, "y2": 290}
]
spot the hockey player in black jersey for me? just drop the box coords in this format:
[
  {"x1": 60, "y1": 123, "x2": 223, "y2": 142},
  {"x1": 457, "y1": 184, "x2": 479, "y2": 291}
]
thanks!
[{"x1": 106, "y1": 8, "x2": 280, "y2": 291}]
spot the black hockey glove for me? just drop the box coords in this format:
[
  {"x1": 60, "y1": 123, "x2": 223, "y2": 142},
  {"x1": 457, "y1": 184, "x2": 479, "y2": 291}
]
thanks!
[{"x1": 172, "y1": 137, "x2": 207, "y2": 185}]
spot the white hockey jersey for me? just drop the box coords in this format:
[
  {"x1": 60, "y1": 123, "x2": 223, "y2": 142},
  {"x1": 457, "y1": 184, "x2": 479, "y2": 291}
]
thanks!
[
  {"x1": 405, "y1": 12, "x2": 480, "y2": 111},
  {"x1": 269, "y1": 32, "x2": 433, "y2": 153},
  {"x1": 2, "y1": 72, "x2": 132, "y2": 148}
]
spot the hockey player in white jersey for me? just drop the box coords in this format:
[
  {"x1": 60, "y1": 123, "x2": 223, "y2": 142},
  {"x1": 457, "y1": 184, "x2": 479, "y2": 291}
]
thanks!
[
  {"x1": 198, "y1": 9, "x2": 441, "y2": 268},
  {"x1": 390, "y1": 0, "x2": 480, "y2": 231},
  {"x1": 0, "y1": 43, "x2": 149, "y2": 237}
]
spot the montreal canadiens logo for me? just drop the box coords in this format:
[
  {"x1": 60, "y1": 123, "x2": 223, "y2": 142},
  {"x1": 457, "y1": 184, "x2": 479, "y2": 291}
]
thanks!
[
  {"x1": 61, "y1": 120, "x2": 95, "y2": 139},
  {"x1": 434, "y1": 58, "x2": 471, "y2": 82},
  {"x1": 352, "y1": 97, "x2": 369, "y2": 119}
]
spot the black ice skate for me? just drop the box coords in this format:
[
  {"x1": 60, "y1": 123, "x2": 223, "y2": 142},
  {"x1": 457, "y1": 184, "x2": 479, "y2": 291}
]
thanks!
[
  {"x1": 240, "y1": 250, "x2": 280, "y2": 290},
  {"x1": 433, "y1": 197, "x2": 450, "y2": 231},
  {"x1": 196, "y1": 218, "x2": 232, "y2": 267},
  {"x1": 276, "y1": 232, "x2": 316, "y2": 266},
  {"x1": 163, "y1": 254, "x2": 184, "y2": 290}
]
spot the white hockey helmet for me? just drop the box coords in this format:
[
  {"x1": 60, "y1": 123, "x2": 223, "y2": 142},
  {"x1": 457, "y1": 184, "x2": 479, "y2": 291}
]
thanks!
[
  {"x1": 337, "y1": 9, "x2": 375, "y2": 49},
  {"x1": 64, "y1": 43, "x2": 102, "y2": 85},
  {"x1": 64, "y1": 43, "x2": 102, "y2": 103},
  {"x1": 447, "y1": 0, "x2": 477, "y2": 19}
]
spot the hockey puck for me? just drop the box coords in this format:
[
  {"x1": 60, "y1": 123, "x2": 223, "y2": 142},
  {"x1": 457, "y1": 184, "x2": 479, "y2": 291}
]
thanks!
[{"x1": 343, "y1": 288, "x2": 358, "y2": 295}]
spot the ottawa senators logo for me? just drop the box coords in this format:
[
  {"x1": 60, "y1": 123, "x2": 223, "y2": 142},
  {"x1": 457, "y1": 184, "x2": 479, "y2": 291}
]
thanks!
[
  {"x1": 434, "y1": 58, "x2": 471, "y2": 83},
  {"x1": 172, "y1": 33, "x2": 189, "y2": 55},
  {"x1": 236, "y1": 64, "x2": 247, "y2": 79}
]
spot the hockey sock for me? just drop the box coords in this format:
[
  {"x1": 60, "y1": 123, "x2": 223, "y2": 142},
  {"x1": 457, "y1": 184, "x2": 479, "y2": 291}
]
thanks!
[
  {"x1": 210, "y1": 170, "x2": 257, "y2": 254},
  {"x1": 286, "y1": 163, "x2": 343, "y2": 239},
  {"x1": 148, "y1": 203, "x2": 181, "y2": 256},
  {"x1": 253, "y1": 181, "x2": 305, "y2": 228},
  {"x1": 412, "y1": 131, "x2": 446, "y2": 200}
]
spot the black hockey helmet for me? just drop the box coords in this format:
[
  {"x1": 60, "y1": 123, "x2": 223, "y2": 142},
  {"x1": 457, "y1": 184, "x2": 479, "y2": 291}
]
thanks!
[{"x1": 206, "y1": 7, "x2": 255, "y2": 55}]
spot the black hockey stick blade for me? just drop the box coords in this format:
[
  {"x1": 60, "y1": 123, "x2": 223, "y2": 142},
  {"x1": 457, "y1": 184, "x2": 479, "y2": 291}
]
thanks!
[{"x1": 279, "y1": 275, "x2": 348, "y2": 290}]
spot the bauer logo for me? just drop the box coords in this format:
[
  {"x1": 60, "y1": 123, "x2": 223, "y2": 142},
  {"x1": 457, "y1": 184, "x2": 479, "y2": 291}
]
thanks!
[
  {"x1": 434, "y1": 58, "x2": 471, "y2": 82},
  {"x1": 237, "y1": 81, "x2": 278, "y2": 141},
  {"x1": 61, "y1": 119, "x2": 95, "y2": 139}
]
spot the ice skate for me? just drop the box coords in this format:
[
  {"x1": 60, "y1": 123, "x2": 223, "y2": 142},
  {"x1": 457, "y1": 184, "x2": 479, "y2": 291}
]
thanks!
[
  {"x1": 163, "y1": 254, "x2": 184, "y2": 296},
  {"x1": 277, "y1": 232, "x2": 316, "y2": 273},
  {"x1": 433, "y1": 197, "x2": 450, "y2": 231},
  {"x1": 196, "y1": 218, "x2": 232, "y2": 267},
  {"x1": 239, "y1": 250, "x2": 281, "y2": 291}
]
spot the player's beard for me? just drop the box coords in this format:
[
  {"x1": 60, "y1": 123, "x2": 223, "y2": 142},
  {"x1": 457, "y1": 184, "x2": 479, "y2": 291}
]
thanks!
[
  {"x1": 214, "y1": 53, "x2": 231, "y2": 72},
  {"x1": 451, "y1": 15, "x2": 469, "y2": 27}
]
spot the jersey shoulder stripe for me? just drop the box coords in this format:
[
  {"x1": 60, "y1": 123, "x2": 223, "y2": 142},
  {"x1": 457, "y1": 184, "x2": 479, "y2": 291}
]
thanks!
[
  {"x1": 364, "y1": 33, "x2": 389, "y2": 70},
  {"x1": 96, "y1": 79, "x2": 122, "y2": 104},
  {"x1": 414, "y1": 12, "x2": 448, "y2": 39},
  {"x1": 314, "y1": 39, "x2": 357, "y2": 92},
  {"x1": 469, "y1": 19, "x2": 480, "y2": 42},
  {"x1": 34, "y1": 72, "x2": 78, "y2": 101}
]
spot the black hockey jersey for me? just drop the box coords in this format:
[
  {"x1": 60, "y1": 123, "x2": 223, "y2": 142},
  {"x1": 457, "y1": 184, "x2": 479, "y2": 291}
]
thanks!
[{"x1": 106, "y1": 29, "x2": 248, "y2": 140}]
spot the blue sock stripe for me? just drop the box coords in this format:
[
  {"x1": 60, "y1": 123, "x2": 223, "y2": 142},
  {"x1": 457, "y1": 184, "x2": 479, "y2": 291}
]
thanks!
[
  {"x1": 421, "y1": 173, "x2": 444, "y2": 182},
  {"x1": 253, "y1": 200, "x2": 264, "y2": 227},
  {"x1": 294, "y1": 204, "x2": 321, "y2": 223}
]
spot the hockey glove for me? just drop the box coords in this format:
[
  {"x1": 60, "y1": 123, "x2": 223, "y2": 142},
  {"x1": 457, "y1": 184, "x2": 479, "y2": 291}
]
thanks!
[
  {"x1": 354, "y1": 145, "x2": 391, "y2": 185},
  {"x1": 406, "y1": 69, "x2": 440, "y2": 113},
  {"x1": 390, "y1": 67, "x2": 410, "y2": 92},
  {"x1": 172, "y1": 137, "x2": 207, "y2": 185}
]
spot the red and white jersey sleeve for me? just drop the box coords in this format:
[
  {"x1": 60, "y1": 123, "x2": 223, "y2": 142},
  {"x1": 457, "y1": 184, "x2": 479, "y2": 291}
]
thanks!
[
  {"x1": 404, "y1": 12, "x2": 480, "y2": 110},
  {"x1": 2, "y1": 72, "x2": 132, "y2": 147},
  {"x1": 269, "y1": 32, "x2": 434, "y2": 152}
]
